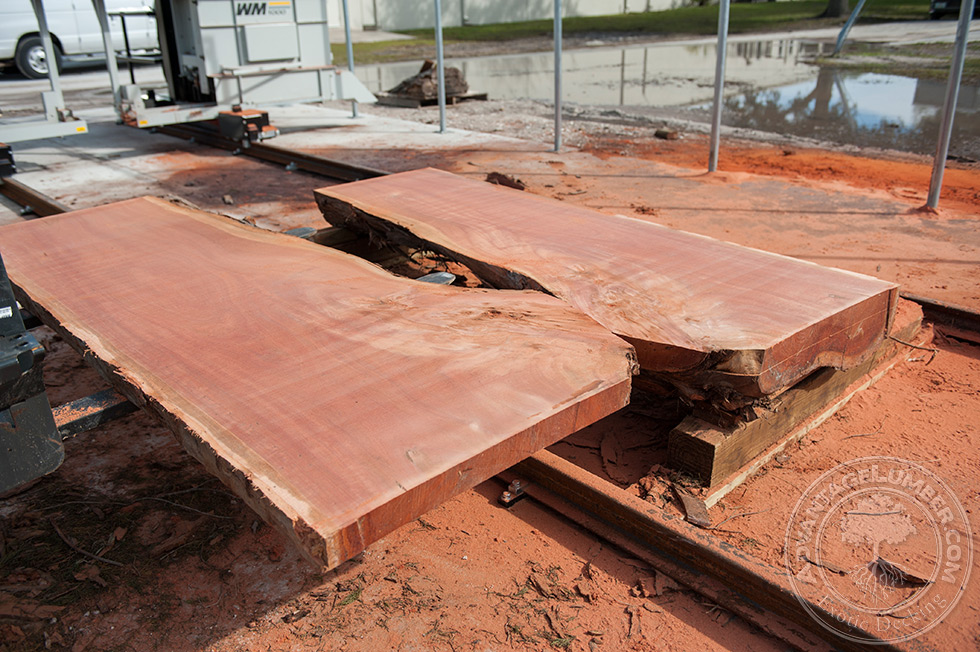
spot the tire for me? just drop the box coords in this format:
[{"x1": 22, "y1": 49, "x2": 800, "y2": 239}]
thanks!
[{"x1": 14, "y1": 36, "x2": 62, "y2": 79}]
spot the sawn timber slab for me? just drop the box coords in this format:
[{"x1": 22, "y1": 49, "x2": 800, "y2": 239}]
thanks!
[
  {"x1": 0, "y1": 196, "x2": 636, "y2": 569},
  {"x1": 315, "y1": 168, "x2": 898, "y2": 398}
]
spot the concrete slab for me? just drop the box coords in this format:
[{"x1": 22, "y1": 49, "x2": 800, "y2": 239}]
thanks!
[{"x1": 0, "y1": 107, "x2": 337, "y2": 231}]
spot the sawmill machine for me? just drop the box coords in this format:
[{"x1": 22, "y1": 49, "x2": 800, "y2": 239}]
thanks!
[
  {"x1": 0, "y1": 252, "x2": 61, "y2": 495},
  {"x1": 112, "y1": 0, "x2": 376, "y2": 129},
  {"x1": 0, "y1": 249, "x2": 140, "y2": 495}
]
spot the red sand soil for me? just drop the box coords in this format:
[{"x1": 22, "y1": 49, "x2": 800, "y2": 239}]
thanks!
[
  {"x1": 581, "y1": 134, "x2": 980, "y2": 217},
  {"x1": 2, "y1": 130, "x2": 979, "y2": 652}
]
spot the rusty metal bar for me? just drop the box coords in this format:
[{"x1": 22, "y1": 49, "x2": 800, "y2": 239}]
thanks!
[
  {"x1": 0, "y1": 178, "x2": 70, "y2": 217},
  {"x1": 507, "y1": 450, "x2": 914, "y2": 652}
]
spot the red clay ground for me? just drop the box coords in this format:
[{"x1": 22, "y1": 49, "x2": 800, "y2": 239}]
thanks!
[
  {"x1": 1, "y1": 119, "x2": 978, "y2": 652},
  {"x1": 581, "y1": 135, "x2": 980, "y2": 218}
]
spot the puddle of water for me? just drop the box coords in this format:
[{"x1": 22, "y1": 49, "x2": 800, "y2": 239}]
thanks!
[
  {"x1": 362, "y1": 38, "x2": 826, "y2": 108},
  {"x1": 362, "y1": 38, "x2": 980, "y2": 157},
  {"x1": 704, "y1": 71, "x2": 980, "y2": 157}
]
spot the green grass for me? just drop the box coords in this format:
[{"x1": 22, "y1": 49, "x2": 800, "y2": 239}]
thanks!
[
  {"x1": 333, "y1": 1, "x2": 932, "y2": 66},
  {"x1": 338, "y1": 586, "x2": 363, "y2": 606},
  {"x1": 401, "y1": 0, "x2": 930, "y2": 41},
  {"x1": 817, "y1": 41, "x2": 980, "y2": 84}
]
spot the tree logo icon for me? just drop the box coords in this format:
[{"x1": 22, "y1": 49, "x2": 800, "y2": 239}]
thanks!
[{"x1": 784, "y1": 457, "x2": 971, "y2": 644}]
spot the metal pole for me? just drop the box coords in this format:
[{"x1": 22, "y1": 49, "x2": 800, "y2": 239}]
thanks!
[
  {"x1": 28, "y1": 0, "x2": 63, "y2": 102},
  {"x1": 554, "y1": 0, "x2": 562, "y2": 152},
  {"x1": 119, "y1": 14, "x2": 136, "y2": 84},
  {"x1": 434, "y1": 0, "x2": 447, "y2": 133},
  {"x1": 833, "y1": 0, "x2": 868, "y2": 56},
  {"x1": 341, "y1": 0, "x2": 359, "y2": 118},
  {"x1": 708, "y1": 0, "x2": 729, "y2": 172},
  {"x1": 927, "y1": 0, "x2": 975, "y2": 209},
  {"x1": 91, "y1": 0, "x2": 122, "y2": 108}
]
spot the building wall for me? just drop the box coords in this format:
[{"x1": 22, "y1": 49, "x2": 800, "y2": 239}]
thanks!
[{"x1": 325, "y1": 0, "x2": 683, "y2": 33}]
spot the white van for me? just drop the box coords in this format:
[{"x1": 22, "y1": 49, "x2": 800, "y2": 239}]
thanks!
[{"x1": 0, "y1": 0, "x2": 158, "y2": 79}]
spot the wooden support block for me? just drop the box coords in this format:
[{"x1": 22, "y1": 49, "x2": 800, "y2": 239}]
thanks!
[
  {"x1": 0, "y1": 197, "x2": 636, "y2": 569},
  {"x1": 315, "y1": 168, "x2": 898, "y2": 399},
  {"x1": 667, "y1": 298, "x2": 923, "y2": 489}
]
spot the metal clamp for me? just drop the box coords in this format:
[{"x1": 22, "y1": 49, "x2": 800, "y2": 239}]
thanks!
[{"x1": 498, "y1": 479, "x2": 528, "y2": 507}]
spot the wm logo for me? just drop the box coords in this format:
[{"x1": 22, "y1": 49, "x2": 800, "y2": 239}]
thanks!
[{"x1": 237, "y1": 2, "x2": 267, "y2": 15}]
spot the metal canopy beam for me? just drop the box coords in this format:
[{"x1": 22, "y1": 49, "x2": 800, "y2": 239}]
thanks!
[
  {"x1": 90, "y1": 0, "x2": 123, "y2": 109},
  {"x1": 927, "y1": 0, "x2": 976, "y2": 208},
  {"x1": 708, "y1": 0, "x2": 730, "y2": 172},
  {"x1": 554, "y1": 0, "x2": 563, "y2": 152},
  {"x1": 434, "y1": 0, "x2": 447, "y2": 133},
  {"x1": 0, "y1": 0, "x2": 88, "y2": 144},
  {"x1": 342, "y1": 0, "x2": 359, "y2": 118}
]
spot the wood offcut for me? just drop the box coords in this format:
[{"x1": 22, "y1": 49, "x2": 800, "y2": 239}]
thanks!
[
  {"x1": 315, "y1": 168, "x2": 898, "y2": 400},
  {"x1": 668, "y1": 298, "x2": 923, "y2": 489},
  {"x1": 0, "y1": 197, "x2": 636, "y2": 569}
]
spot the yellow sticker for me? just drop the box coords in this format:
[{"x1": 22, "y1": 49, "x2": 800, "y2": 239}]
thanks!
[
  {"x1": 76, "y1": 126, "x2": 87, "y2": 132},
  {"x1": 139, "y1": 120, "x2": 149, "y2": 126}
]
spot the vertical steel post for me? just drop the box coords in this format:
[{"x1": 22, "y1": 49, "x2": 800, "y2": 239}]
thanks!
[
  {"x1": 708, "y1": 0, "x2": 730, "y2": 172},
  {"x1": 28, "y1": 0, "x2": 64, "y2": 103},
  {"x1": 833, "y1": 0, "x2": 868, "y2": 56},
  {"x1": 118, "y1": 14, "x2": 136, "y2": 84},
  {"x1": 554, "y1": 0, "x2": 563, "y2": 151},
  {"x1": 342, "y1": 0, "x2": 358, "y2": 118},
  {"x1": 90, "y1": 0, "x2": 122, "y2": 108},
  {"x1": 927, "y1": 0, "x2": 975, "y2": 209},
  {"x1": 434, "y1": 0, "x2": 447, "y2": 133}
]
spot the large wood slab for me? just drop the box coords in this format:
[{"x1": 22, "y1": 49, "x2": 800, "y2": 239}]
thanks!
[
  {"x1": 0, "y1": 197, "x2": 636, "y2": 569},
  {"x1": 315, "y1": 168, "x2": 898, "y2": 398}
]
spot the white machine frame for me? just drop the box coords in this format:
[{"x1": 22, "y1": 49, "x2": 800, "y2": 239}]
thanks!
[
  {"x1": 0, "y1": 0, "x2": 89, "y2": 144},
  {"x1": 94, "y1": 0, "x2": 376, "y2": 129}
]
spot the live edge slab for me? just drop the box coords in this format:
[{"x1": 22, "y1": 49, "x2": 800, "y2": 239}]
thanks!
[
  {"x1": 315, "y1": 168, "x2": 898, "y2": 400},
  {"x1": 0, "y1": 197, "x2": 636, "y2": 569}
]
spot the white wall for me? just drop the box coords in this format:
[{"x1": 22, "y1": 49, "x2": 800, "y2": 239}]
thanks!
[{"x1": 325, "y1": 0, "x2": 683, "y2": 33}]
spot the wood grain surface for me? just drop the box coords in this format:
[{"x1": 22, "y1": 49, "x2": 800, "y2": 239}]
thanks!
[
  {"x1": 0, "y1": 197, "x2": 636, "y2": 568},
  {"x1": 315, "y1": 168, "x2": 898, "y2": 397}
]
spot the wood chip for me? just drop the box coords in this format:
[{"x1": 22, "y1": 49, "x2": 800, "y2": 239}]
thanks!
[
  {"x1": 672, "y1": 486, "x2": 712, "y2": 528},
  {"x1": 654, "y1": 572, "x2": 680, "y2": 596},
  {"x1": 625, "y1": 604, "x2": 641, "y2": 638}
]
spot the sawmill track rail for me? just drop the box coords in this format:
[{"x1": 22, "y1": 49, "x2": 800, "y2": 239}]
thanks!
[
  {"x1": 499, "y1": 452, "x2": 921, "y2": 652},
  {"x1": 158, "y1": 124, "x2": 389, "y2": 182},
  {"x1": 0, "y1": 178, "x2": 71, "y2": 217},
  {"x1": 902, "y1": 291, "x2": 980, "y2": 336}
]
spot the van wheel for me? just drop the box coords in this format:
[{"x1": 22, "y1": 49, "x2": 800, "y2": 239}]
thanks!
[{"x1": 15, "y1": 36, "x2": 62, "y2": 79}]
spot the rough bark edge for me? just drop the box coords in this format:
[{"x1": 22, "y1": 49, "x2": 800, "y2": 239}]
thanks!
[
  {"x1": 315, "y1": 190, "x2": 894, "y2": 403},
  {"x1": 15, "y1": 284, "x2": 635, "y2": 570}
]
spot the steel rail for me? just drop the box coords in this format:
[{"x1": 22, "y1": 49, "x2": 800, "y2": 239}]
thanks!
[{"x1": 158, "y1": 124, "x2": 389, "y2": 182}]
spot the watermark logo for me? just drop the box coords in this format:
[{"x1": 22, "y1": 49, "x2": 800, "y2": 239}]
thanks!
[{"x1": 784, "y1": 457, "x2": 971, "y2": 644}]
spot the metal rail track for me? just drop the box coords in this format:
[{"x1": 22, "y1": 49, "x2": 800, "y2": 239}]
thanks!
[
  {"x1": 0, "y1": 178, "x2": 71, "y2": 217},
  {"x1": 499, "y1": 453, "x2": 925, "y2": 652},
  {"x1": 158, "y1": 123, "x2": 389, "y2": 182},
  {"x1": 902, "y1": 292, "x2": 980, "y2": 337}
]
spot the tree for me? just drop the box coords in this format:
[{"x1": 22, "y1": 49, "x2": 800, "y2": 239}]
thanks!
[
  {"x1": 841, "y1": 494, "x2": 919, "y2": 607},
  {"x1": 821, "y1": 0, "x2": 850, "y2": 18},
  {"x1": 841, "y1": 494, "x2": 917, "y2": 560}
]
